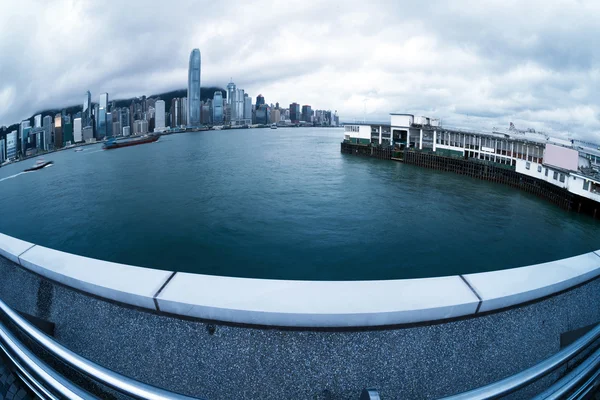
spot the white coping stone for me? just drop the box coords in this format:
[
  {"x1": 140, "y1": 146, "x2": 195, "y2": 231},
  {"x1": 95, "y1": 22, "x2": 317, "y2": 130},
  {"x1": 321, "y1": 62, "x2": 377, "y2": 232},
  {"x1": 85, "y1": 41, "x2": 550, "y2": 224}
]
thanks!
[
  {"x1": 156, "y1": 273, "x2": 480, "y2": 327},
  {"x1": 0, "y1": 233, "x2": 35, "y2": 264},
  {"x1": 464, "y1": 251, "x2": 600, "y2": 313},
  {"x1": 18, "y1": 245, "x2": 173, "y2": 310}
]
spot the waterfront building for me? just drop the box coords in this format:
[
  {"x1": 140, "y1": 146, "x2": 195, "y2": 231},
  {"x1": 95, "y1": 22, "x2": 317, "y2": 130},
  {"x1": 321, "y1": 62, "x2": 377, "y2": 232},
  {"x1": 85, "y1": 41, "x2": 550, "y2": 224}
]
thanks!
[
  {"x1": 256, "y1": 94, "x2": 265, "y2": 108},
  {"x1": 244, "y1": 94, "x2": 252, "y2": 122},
  {"x1": 201, "y1": 101, "x2": 211, "y2": 125},
  {"x1": 6, "y1": 131, "x2": 17, "y2": 160},
  {"x1": 30, "y1": 127, "x2": 45, "y2": 150},
  {"x1": 120, "y1": 108, "x2": 130, "y2": 131},
  {"x1": 106, "y1": 112, "x2": 112, "y2": 138},
  {"x1": 255, "y1": 105, "x2": 270, "y2": 125},
  {"x1": 181, "y1": 97, "x2": 188, "y2": 126},
  {"x1": 133, "y1": 120, "x2": 148, "y2": 135},
  {"x1": 42, "y1": 115, "x2": 52, "y2": 150},
  {"x1": 54, "y1": 114, "x2": 63, "y2": 149},
  {"x1": 34, "y1": 114, "x2": 42, "y2": 128},
  {"x1": 112, "y1": 121, "x2": 122, "y2": 137},
  {"x1": 171, "y1": 98, "x2": 181, "y2": 127},
  {"x1": 83, "y1": 91, "x2": 92, "y2": 128},
  {"x1": 155, "y1": 100, "x2": 166, "y2": 131},
  {"x1": 82, "y1": 126, "x2": 94, "y2": 142},
  {"x1": 97, "y1": 93, "x2": 108, "y2": 140},
  {"x1": 301, "y1": 105, "x2": 312, "y2": 123},
  {"x1": 212, "y1": 92, "x2": 223, "y2": 124},
  {"x1": 270, "y1": 109, "x2": 281, "y2": 124},
  {"x1": 0, "y1": 138, "x2": 4, "y2": 163},
  {"x1": 224, "y1": 104, "x2": 231, "y2": 124},
  {"x1": 188, "y1": 48, "x2": 201, "y2": 127},
  {"x1": 226, "y1": 80, "x2": 236, "y2": 106},
  {"x1": 123, "y1": 126, "x2": 130, "y2": 136},
  {"x1": 289, "y1": 103, "x2": 301, "y2": 124},
  {"x1": 63, "y1": 118, "x2": 74, "y2": 145},
  {"x1": 73, "y1": 118, "x2": 82, "y2": 142}
]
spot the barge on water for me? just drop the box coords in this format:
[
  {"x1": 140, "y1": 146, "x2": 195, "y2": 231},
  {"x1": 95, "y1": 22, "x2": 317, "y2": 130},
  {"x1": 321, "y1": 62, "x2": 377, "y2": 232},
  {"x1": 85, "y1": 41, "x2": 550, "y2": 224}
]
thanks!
[
  {"x1": 342, "y1": 113, "x2": 600, "y2": 217},
  {"x1": 103, "y1": 134, "x2": 159, "y2": 150}
]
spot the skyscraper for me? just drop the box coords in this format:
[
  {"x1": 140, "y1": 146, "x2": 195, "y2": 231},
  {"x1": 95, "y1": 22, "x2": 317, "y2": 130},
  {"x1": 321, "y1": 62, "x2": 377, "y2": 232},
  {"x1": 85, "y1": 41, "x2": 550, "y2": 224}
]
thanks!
[
  {"x1": 34, "y1": 114, "x2": 42, "y2": 128},
  {"x1": 226, "y1": 80, "x2": 236, "y2": 106},
  {"x1": 155, "y1": 100, "x2": 166, "y2": 130},
  {"x1": 181, "y1": 97, "x2": 188, "y2": 126},
  {"x1": 187, "y1": 48, "x2": 201, "y2": 127},
  {"x1": 74, "y1": 118, "x2": 82, "y2": 142},
  {"x1": 83, "y1": 91, "x2": 91, "y2": 127},
  {"x1": 213, "y1": 92, "x2": 223, "y2": 124},
  {"x1": 244, "y1": 94, "x2": 252, "y2": 122},
  {"x1": 290, "y1": 103, "x2": 301, "y2": 123},
  {"x1": 6, "y1": 131, "x2": 17, "y2": 160},
  {"x1": 43, "y1": 115, "x2": 52, "y2": 151},
  {"x1": 256, "y1": 95, "x2": 265, "y2": 107},
  {"x1": 54, "y1": 114, "x2": 63, "y2": 149},
  {"x1": 301, "y1": 105, "x2": 312, "y2": 123},
  {"x1": 97, "y1": 93, "x2": 108, "y2": 139}
]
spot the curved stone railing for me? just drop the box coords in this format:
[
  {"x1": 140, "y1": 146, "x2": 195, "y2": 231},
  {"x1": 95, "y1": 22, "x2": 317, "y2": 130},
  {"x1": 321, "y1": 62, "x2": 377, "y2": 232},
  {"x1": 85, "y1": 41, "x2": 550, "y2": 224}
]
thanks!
[{"x1": 1, "y1": 232, "x2": 599, "y2": 328}]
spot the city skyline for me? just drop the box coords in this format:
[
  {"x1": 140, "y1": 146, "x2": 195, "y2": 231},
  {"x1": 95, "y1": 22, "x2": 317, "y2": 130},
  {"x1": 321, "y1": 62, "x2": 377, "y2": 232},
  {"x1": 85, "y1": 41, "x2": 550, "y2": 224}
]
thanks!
[{"x1": 2, "y1": 1, "x2": 600, "y2": 141}]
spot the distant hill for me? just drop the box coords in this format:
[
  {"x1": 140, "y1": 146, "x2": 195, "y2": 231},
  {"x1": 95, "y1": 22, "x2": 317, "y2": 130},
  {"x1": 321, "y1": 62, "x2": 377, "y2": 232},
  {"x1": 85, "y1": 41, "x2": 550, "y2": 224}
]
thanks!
[{"x1": 1, "y1": 87, "x2": 225, "y2": 138}]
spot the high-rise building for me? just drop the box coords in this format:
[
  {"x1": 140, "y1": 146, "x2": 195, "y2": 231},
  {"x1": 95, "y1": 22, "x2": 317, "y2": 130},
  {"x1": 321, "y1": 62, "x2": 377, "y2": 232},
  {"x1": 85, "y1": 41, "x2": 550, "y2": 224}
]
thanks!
[
  {"x1": 301, "y1": 105, "x2": 312, "y2": 123},
  {"x1": 20, "y1": 120, "x2": 31, "y2": 156},
  {"x1": 6, "y1": 131, "x2": 17, "y2": 160},
  {"x1": 106, "y1": 112, "x2": 112, "y2": 138},
  {"x1": 100, "y1": 93, "x2": 108, "y2": 109},
  {"x1": 187, "y1": 48, "x2": 201, "y2": 127},
  {"x1": 74, "y1": 118, "x2": 82, "y2": 142},
  {"x1": 235, "y1": 89, "x2": 245, "y2": 123},
  {"x1": 226, "y1": 80, "x2": 236, "y2": 106},
  {"x1": 54, "y1": 114, "x2": 63, "y2": 149},
  {"x1": 63, "y1": 117, "x2": 74, "y2": 145},
  {"x1": 244, "y1": 94, "x2": 252, "y2": 122},
  {"x1": 212, "y1": 92, "x2": 223, "y2": 124},
  {"x1": 275, "y1": 102, "x2": 280, "y2": 109},
  {"x1": 256, "y1": 95, "x2": 265, "y2": 107},
  {"x1": 83, "y1": 91, "x2": 92, "y2": 127},
  {"x1": 255, "y1": 105, "x2": 270, "y2": 125},
  {"x1": 181, "y1": 97, "x2": 188, "y2": 126},
  {"x1": 0, "y1": 138, "x2": 5, "y2": 163},
  {"x1": 34, "y1": 114, "x2": 42, "y2": 128},
  {"x1": 123, "y1": 126, "x2": 131, "y2": 136},
  {"x1": 155, "y1": 100, "x2": 166, "y2": 131},
  {"x1": 270, "y1": 109, "x2": 281, "y2": 124},
  {"x1": 201, "y1": 101, "x2": 211, "y2": 125},
  {"x1": 42, "y1": 115, "x2": 52, "y2": 151},
  {"x1": 120, "y1": 108, "x2": 130, "y2": 130},
  {"x1": 290, "y1": 103, "x2": 301, "y2": 123}
]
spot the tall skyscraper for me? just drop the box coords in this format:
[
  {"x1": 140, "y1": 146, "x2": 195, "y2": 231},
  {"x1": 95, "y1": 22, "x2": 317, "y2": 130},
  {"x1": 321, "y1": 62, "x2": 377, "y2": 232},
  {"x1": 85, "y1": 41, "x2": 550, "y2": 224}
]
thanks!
[
  {"x1": 97, "y1": 93, "x2": 108, "y2": 139},
  {"x1": 301, "y1": 105, "x2": 312, "y2": 123},
  {"x1": 43, "y1": 115, "x2": 52, "y2": 151},
  {"x1": 155, "y1": 100, "x2": 166, "y2": 130},
  {"x1": 290, "y1": 103, "x2": 301, "y2": 123},
  {"x1": 256, "y1": 95, "x2": 265, "y2": 107},
  {"x1": 0, "y1": 138, "x2": 5, "y2": 163},
  {"x1": 34, "y1": 114, "x2": 42, "y2": 128},
  {"x1": 54, "y1": 114, "x2": 63, "y2": 149},
  {"x1": 187, "y1": 48, "x2": 201, "y2": 127},
  {"x1": 244, "y1": 94, "x2": 252, "y2": 121},
  {"x1": 6, "y1": 131, "x2": 17, "y2": 160},
  {"x1": 20, "y1": 120, "x2": 31, "y2": 156},
  {"x1": 181, "y1": 97, "x2": 188, "y2": 126},
  {"x1": 226, "y1": 80, "x2": 236, "y2": 106},
  {"x1": 74, "y1": 118, "x2": 82, "y2": 142},
  {"x1": 83, "y1": 91, "x2": 92, "y2": 127},
  {"x1": 213, "y1": 92, "x2": 223, "y2": 124}
]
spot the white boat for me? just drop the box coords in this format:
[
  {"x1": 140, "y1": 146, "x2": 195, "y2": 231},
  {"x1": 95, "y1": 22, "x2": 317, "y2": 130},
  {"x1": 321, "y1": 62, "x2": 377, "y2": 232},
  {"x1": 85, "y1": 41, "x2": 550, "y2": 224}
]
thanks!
[{"x1": 270, "y1": 123, "x2": 278, "y2": 129}]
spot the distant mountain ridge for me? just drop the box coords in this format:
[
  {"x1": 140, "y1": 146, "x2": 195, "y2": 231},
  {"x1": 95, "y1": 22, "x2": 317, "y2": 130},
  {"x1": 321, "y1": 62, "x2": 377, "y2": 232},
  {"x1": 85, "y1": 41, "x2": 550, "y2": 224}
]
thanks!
[{"x1": 1, "y1": 87, "x2": 225, "y2": 136}]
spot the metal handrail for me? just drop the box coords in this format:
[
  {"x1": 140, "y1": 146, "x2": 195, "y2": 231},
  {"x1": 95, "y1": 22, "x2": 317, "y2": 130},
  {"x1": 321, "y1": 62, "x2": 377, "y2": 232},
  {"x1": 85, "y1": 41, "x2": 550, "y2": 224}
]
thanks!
[
  {"x1": 440, "y1": 323, "x2": 600, "y2": 399},
  {"x1": 0, "y1": 298, "x2": 200, "y2": 400}
]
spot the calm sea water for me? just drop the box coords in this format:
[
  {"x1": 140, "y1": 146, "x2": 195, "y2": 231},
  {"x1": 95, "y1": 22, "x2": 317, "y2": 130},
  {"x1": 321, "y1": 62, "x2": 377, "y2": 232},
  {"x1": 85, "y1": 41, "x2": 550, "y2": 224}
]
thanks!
[{"x1": 0, "y1": 128, "x2": 598, "y2": 280}]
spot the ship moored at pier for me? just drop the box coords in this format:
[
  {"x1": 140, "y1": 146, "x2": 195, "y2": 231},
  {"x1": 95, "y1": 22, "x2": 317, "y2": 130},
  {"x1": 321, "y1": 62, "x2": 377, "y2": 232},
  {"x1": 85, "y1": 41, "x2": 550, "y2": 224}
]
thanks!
[{"x1": 342, "y1": 113, "x2": 600, "y2": 217}]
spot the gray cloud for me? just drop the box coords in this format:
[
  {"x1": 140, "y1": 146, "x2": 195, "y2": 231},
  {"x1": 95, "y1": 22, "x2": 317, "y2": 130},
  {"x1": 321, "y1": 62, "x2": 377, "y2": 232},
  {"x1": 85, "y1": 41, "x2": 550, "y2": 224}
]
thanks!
[{"x1": 1, "y1": 0, "x2": 600, "y2": 141}]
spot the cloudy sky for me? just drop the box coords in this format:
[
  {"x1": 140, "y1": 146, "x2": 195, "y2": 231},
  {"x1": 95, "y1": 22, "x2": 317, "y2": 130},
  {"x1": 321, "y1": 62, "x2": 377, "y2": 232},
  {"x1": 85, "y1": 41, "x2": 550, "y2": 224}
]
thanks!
[{"x1": 1, "y1": 0, "x2": 600, "y2": 140}]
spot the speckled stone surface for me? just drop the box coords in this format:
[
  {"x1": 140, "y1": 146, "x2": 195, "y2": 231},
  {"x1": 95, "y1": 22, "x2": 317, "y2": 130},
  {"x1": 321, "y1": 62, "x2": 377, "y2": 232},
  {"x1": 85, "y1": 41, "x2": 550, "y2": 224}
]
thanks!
[{"x1": 0, "y1": 255, "x2": 599, "y2": 400}]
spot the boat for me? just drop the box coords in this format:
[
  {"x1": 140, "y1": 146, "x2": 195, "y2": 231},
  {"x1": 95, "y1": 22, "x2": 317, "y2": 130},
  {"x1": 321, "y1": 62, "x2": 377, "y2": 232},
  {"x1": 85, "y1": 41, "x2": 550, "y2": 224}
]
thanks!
[
  {"x1": 103, "y1": 134, "x2": 159, "y2": 150},
  {"x1": 24, "y1": 159, "x2": 53, "y2": 172},
  {"x1": 270, "y1": 123, "x2": 278, "y2": 129},
  {"x1": 74, "y1": 148, "x2": 84, "y2": 152}
]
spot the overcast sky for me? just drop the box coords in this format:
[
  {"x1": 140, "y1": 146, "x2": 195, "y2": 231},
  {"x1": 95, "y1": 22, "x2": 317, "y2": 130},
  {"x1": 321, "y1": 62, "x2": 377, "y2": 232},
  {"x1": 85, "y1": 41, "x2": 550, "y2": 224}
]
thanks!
[{"x1": 1, "y1": 0, "x2": 600, "y2": 140}]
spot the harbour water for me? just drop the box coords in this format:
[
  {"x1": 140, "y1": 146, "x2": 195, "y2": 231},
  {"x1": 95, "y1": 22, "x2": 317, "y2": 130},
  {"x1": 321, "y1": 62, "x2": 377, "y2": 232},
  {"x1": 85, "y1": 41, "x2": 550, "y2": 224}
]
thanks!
[{"x1": 0, "y1": 127, "x2": 598, "y2": 280}]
